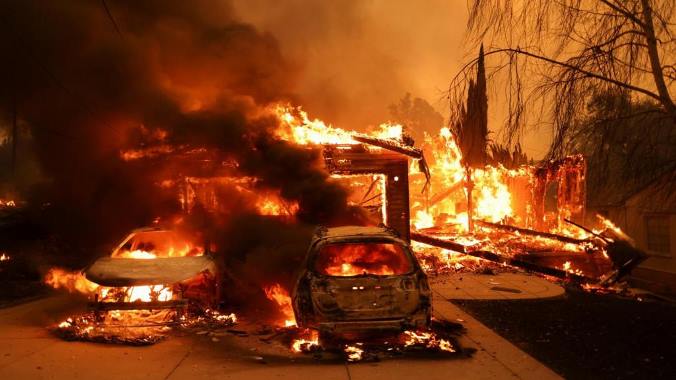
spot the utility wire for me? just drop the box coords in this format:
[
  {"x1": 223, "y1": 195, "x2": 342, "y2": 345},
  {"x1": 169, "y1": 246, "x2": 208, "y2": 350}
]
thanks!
[{"x1": 101, "y1": 0, "x2": 123, "y2": 38}]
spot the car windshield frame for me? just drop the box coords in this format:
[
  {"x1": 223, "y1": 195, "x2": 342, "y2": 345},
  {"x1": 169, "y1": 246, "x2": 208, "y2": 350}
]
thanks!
[{"x1": 111, "y1": 230, "x2": 204, "y2": 258}]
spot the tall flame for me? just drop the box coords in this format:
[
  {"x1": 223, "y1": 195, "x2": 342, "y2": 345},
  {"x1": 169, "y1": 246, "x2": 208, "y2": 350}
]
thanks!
[{"x1": 263, "y1": 283, "x2": 296, "y2": 327}]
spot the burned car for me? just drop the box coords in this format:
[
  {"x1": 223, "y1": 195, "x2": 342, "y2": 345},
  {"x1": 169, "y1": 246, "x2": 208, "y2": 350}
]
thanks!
[
  {"x1": 292, "y1": 226, "x2": 431, "y2": 338},
  {"x1": 84, "y1": 227, "x2": 220, "y2": 318}
]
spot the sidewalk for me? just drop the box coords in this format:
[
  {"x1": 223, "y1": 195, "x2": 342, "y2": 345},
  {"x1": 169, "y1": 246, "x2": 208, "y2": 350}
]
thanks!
[{"x1": 431, "y1": 272, "x2": 565, "y2": 300}]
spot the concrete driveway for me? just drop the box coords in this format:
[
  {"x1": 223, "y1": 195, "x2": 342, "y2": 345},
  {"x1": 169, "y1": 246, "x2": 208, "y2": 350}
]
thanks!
[{"x1": 0, "y1": 279, "x2": 561, "y2": 380}]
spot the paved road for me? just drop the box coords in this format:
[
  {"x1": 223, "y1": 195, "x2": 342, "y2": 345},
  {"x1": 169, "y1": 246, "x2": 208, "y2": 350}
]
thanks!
[{"x1": 0, "y1": 284, "x2": 561, "y2": 380}]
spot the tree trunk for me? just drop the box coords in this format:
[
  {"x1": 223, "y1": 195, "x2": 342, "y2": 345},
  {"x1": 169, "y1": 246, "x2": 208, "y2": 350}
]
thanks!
[{"x1": 640, "y1": 0, "x2": 676, "y2": 120}]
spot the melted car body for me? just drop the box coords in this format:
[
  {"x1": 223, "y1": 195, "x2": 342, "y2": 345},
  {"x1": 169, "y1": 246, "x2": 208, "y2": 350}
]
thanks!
[{"x1": 292, "y1": 226, "x2": 431, "y2": 336}]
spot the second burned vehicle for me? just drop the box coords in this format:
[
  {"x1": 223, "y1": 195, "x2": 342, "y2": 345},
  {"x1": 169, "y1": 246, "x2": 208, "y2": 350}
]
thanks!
[
  {"x1": 292, "y1": 226, "x2": 431, "y2": 339},
  {"x1": 84, "y1": 227, "x2": 220, "y2": 317}
]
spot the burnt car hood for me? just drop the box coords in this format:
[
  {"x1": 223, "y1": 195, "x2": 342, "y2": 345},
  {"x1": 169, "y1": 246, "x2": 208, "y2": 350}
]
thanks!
[{"x1": 85, "y1": 256, "x2": 216, "y2": 287}]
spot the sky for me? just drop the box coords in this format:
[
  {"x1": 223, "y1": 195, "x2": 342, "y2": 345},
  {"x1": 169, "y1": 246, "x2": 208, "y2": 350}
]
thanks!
[{"x1": 233, "y1": 0, "x2": 551, "y2": 158}]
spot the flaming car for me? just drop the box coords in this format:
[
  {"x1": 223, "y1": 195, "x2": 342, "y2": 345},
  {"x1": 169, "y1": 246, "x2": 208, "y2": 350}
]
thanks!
[
  {"x1": 292, "y1": 226, "x2": 431, "y2": 339},
  {"x1": 83, "y1": 227, "x2": 219, "y2": 317}
]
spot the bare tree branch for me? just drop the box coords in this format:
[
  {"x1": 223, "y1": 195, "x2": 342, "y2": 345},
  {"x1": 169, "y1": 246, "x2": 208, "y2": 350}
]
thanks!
[
  {"x1": 483, "y1": 47, "x2": 663, "y2": 101},
  {"x1": 455, "y1": 0, "x2": 675, "y2": 158}
]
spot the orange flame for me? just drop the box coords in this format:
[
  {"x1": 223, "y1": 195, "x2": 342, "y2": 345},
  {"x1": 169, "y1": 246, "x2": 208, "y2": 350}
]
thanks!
[
  {"x1": 274, "y1": 105, "x2": 403, "y2": 145},
  {"x1": 291, "y1": 329, "x2": 320, "y2": 353},
  {"x1": 403, "y1": 330, "x2": 455, "y2": 352},
  {"x1": 0, "y1": 199, "x2": 16, "y2": 207},
  {"x1": 44, "y1": 268, "x2": 99, "y2": 295},
  {"x1": 263, "y1": 283, "x2": 296, "y2": 327}
]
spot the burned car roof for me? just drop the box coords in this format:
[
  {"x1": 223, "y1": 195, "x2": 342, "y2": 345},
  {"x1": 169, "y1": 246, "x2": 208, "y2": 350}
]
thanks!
[
  {"x1": 314, "y1": 226, "x2": 404, "y2": 242},
  {"x1": 85, "y1": 256, "x2": 216, "y2": 287}
]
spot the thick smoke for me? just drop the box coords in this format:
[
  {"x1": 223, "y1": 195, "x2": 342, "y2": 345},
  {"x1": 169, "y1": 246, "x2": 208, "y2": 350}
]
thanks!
[
  {"x1": 232, "y1": 0, "x2": 468, "y2": 130},
  {"x1": 0, "y1": 1, "x2": 365, "y2": 248}
]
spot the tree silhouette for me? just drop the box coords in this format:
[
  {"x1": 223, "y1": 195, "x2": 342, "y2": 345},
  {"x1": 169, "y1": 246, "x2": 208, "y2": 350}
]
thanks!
[
  {"x1": 453, "y1": 45, "x2": 489, "y2": 231},
  {"x1": 451, "y1": 0, "x2": 675, "y2": 158},
  {"x1": 388, "y1": 93, "x2": 444, "y2": 143}
]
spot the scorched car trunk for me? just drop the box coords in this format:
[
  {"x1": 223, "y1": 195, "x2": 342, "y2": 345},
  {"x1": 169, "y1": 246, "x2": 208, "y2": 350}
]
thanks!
[{"x1": 310, "y1": 275, "x2": 423, "y2": 321}]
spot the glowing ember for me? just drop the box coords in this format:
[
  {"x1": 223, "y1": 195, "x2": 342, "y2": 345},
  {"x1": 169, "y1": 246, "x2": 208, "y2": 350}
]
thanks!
[
  {"x1": 0, "y1": 199, "x2": 16, "y2": 207},
  {"x1": 288, "y1": 329, "x2": 459, "y2": 360},
  {"x1": 403, "y1": 330, "x2": 456, "y2": 352},
  {"x1": 0, "y1": 253, "x2": 9, "y2": 262},
  {"x1": 53, "y1": 311, "x2": 173, "y2": 345},
  {"x1": 291, "y1": 329, "x2": 320, "y2": 353},
  {"x1": 344, "y1": 344, "x2": 365, "y2": 361},
  {"x1": 180, "y1": 309, "x2": 238, "y2": 328},
  {"x1": 53, "y1": 309, "x2": 237, "y2": 345},
  {"x1": 263, "y1": 284, "x2": 296, "y2": 327}
]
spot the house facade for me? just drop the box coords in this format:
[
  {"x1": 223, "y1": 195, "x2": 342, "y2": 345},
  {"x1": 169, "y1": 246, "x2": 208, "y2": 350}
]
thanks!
[{"x1": 589, "y1": 181, "x2": 676, "y2": 294}]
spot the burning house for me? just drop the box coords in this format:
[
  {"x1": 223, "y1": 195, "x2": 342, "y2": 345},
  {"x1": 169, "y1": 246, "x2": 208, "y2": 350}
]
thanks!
[
  {"x1": 0, "y1": 1, "x2": 649, "y2": 358},
  {"x1": 37, "y1": 102, "x2": 646, "y2": 351}
]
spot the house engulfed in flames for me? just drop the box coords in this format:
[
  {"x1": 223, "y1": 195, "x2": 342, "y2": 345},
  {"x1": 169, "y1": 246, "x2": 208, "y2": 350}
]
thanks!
[
  {"x1": 43, "y1": 104, "x2": 644, "y2": 347},
  {"x1": 273, "y1": 106, "x2": 644, "y2": 286}
]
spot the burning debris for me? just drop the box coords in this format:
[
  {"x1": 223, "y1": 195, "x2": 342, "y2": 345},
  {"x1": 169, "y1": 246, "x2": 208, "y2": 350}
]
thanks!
[
  {"x1": 53, "y1": 309, "x2": 237, "y2": 346},
  {"x1": 0, "y1": 199, "x2": 16, "y2": 208},
  {"x1": 285, "y1": 322, "x2": 464, "y2": 362},
  {"x1": 54, "y1": 311, "x2": 174, "y2": 346},
  {"x1": 263, "y1": 283, "x2": 297, "y2": 328},
  {"x1": 0, "y1": 253, "x2": 9, "y2": 262},
  {"x1": 290, "y1": 329, "x2": 320, "y2": 353}
]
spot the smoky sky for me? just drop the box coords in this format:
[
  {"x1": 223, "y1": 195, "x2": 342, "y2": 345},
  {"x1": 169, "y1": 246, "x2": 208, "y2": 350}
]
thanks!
[
  {"x1": 233, "y1": 0, "x2": 468, "y2": 129},
  {"x1": 0, "y1": 0, "x2": 365, "y2": 249},
  {"x1": 233, "y1": 0, "x2": 551, "y2": 158}
]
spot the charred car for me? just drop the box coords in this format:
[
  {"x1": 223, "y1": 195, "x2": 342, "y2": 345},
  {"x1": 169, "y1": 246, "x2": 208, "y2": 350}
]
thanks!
[
  {"x1": 84, "y1": 227, "x2": 220, "y2": 318},
  {"x1": 292, "y1": 226, "x2": 431, "y2": 338}
]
